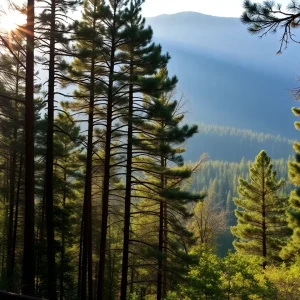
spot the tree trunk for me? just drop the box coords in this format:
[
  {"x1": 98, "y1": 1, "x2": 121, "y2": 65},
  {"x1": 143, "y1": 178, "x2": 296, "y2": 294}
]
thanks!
[
  {"x1": 262, "y1": 166, "x2": 267, "y2": 270},
  {"x1": 7, "y1": 125, "x2": 17, "y2": 289},
  {"x1": 11, "y1": 150, "x2": 23, "y2": 281},
  {"x1": 23, "y1": 0, "x2": 35, "y2": 295},
  {"x1": 157, "y1": 155, "x2": 165, "y2": 300},
  {"x1": 97, "y1": 8, "x2": 116, "y2": 299},
  {"x1": 60, "y1": 167, "x2": 67, "y2": 300},
  {"x1": 7, "y1": 57, "x2": 20, "y2": 289},
  {"x1": 77, "y1": 214, "x2": 84, "y2": 298},
  {"x1": 45, "y1": 0, "x2": 57, "y2": 298},
  {"x1": 162, "y1": 200, "x2": 167, "y2": 299},
  {"x1": 157, "y1": 200, "x2": 163, "y2": 300},
  {"x1": 120, "y1": 61, "x2": 134, "y2": 300},
  {"x1": 81, "y1": 51, "x2": 95, "y2": 300},
  {"x1": 97, "y1": 71, "x2": 113, "y2": 300}
]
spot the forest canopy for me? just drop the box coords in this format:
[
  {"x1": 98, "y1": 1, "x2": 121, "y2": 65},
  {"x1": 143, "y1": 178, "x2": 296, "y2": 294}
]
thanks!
[{"x1": 0, "y1": 0, "x2": 300, "y2": 299}]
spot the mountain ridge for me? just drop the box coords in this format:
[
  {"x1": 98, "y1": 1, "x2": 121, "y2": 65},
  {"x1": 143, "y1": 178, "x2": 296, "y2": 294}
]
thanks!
[{"x1": 146, "y1": 12, "x2": 299, "y2": 139}]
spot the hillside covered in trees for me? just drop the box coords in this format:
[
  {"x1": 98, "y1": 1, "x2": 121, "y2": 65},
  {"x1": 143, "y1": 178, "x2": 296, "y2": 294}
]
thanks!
[
  {"x1": 1, "y1": 0, "x2": 300, "y2": 300},
  {"x1": 186, "y1": 124, "x2": 294, "y2": 161}
]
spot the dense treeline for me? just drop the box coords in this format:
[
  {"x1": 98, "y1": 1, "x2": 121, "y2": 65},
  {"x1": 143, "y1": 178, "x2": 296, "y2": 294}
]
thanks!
[
  {"x1": 1, "y1": 0, "x2": 300, "y2": 299},
  {"x1": 0, "y1": 0, "x2": 202, "y2": 299},
  {"x1": 186, "y1": 123, "x2": 294, "y2": 161}
]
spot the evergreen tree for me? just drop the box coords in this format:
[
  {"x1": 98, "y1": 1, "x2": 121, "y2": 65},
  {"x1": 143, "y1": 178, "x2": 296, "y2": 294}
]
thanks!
[
  {"x1": 37, "y1": 0, "x2": 80, "y2": 297},
  {"x1": 91, "y1": 1, "x2": 129, "y2": 298},
  {"x1": 54, "y1": 113, "x2": 84, "y2": 300},
  {"x1": 118, "y1": 1, "x2": 173, "y2": 298},
  {"x1": 241, "y1": 0, "x2": 300, "y2": 53},
  {"x1": 0, "y1": 27, "x2": 26, "y2": 292},
  {"x1": 231, "y1": 150, "x2": 288, "y2": 268},
  {"x1": 281, "y1": 108, "x2": 300, "y2": 260},
  {"x1": 62, "y1": 0, "x2": 103, "y2": 297},
  {"x1": 131, "y1": 78, "x2": 202, "y2": 298}
]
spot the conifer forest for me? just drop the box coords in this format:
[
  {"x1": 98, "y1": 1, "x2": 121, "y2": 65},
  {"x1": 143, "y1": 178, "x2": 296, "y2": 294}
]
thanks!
[{"x1": 2, "y1": 0, "x2": 300, "y2": 299}]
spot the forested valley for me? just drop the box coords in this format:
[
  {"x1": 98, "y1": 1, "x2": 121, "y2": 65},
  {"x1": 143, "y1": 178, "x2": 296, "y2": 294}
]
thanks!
[{"x1": 1, "y1": 0, "x2": 300, "y2": 299}]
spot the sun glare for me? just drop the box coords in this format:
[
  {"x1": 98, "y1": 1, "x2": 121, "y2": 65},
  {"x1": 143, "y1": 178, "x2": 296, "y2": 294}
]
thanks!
[{"x1": 0, "y1": 11, "x2": 26, "y2": 32}]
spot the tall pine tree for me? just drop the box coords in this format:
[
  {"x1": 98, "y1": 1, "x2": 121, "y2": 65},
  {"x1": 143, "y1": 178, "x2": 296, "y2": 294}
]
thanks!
[
  {"x1": 118, "y1": 1, "x2": 174, "y2": 298},
  {"x1": 231, "y1": 150, "x2": 288, "y2": 268},
  {"x1": 281, "y1": 109, "x2": 300, "y2": 260}
]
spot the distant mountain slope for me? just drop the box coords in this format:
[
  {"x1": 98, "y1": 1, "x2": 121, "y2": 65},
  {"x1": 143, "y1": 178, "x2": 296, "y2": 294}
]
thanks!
[
  {"x1": 147, "y1": 12, "x2": 299, "y2": 138},
  {"x1": 185, "y1": 124, "x2": 294, "y2": 162}
]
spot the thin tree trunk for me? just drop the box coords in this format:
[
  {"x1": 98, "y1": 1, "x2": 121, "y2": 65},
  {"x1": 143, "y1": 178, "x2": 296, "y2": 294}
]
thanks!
[
  {"x1": 97, "y1": 90, "x2": 113, "y2": 299},
  {"x1": 3, "y1": 162, "x2": 9, "y2": 276},
  {"x1": 108, "y1": 222, "x2": 113, "y2": 300},
  {"x1": 162, "y1": 199, "x2": 167, "y2": 299},
  {"x1": 81, "y1": 50, "x2": 95, "y2": 300},
  {"x1": 35, "y1": 178, "x2": 46, "y2": 296},
  {"x1": 7, "y1": 57, "x2": 20, "y2": 289},
  {"x1": 78, "y1": 214, "x2": 84, "y2": 298},
  {"x1": 7, "y1": 129, "x2": 17, "y2": 288},
  {"x1": 157, "y1": 200, "x2": 163, "y2": 300},
  {"x1": 97, "y1": 6, "x2": 117, "y2": 298},
  {"x1": 157, "y1": 155, "x2": 165, "y2": 300},
  {"x1": 23, "y1": 0, "x2": 35, "y2": 295},
  {"x1": 60, "y1": 166, "x2": 67, "y2": 300},
  {"x1": 45, "y1": 0, "x2": 57, "y2": 298},
  {"x1": 262, "y1": 166, "x2": 267, "y2": 270},
  {"x1": 11, "y1": 151, "x2": 23, "y2": 280},
  {"x1": 120, "y1": 61, "x2": 134, "y2": 300},
  {"x1": 11, "y1": 61, "x2": 22, "y2": 285}
]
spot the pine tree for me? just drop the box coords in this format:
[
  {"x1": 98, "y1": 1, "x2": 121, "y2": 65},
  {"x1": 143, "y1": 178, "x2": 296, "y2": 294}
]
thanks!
[
  {"x1": 53, "y1": 113, "x2": 84, "y2": 300},
  {"x1": 92, "y1": 1, "x2": 129, "y2": 298},
  {"x1": 0, "y1": 26, "x2": 26, "y2": 291},
  {"x1": 37, "y1": 0, "x2": 80, "y2": 296},
  {"x1": 118, "y1": 1, "x2": 173, "y2": 298},
  {"x1": 62, "y1": 0, "x2": 104, "y2": 297},
  {"x1": 130, "y1": 76, "x2": 202, "y2": 298},
  {"x1": 241, "y1": 0, "x2": 300, "y2": 53},
  {"x1": 281, "y1": 108, "x2": 300, "y2": 260},
  {"x1": 231, "y1": 150, "x2": 288, "y2": 268}
]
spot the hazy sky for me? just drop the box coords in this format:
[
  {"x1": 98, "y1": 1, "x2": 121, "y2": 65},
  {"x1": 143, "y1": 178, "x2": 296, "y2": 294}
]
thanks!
[{"x1": 142, "y1": 0, "x2": 292, "y2": 18}]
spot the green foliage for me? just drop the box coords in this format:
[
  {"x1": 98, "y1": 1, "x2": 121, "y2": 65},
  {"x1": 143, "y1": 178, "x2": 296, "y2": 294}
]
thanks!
[
  {"x1": 282, "y1": 107, "x2": 300, "y2": 260},
  {"x1": 177, "y1": 252, "x2": 276, "y2": 300},
  {"x1": 265, "y1": 259, "x2": 300, "y2": 299},
  {"x1": 181, "y1": 250, "x2": 223, "y2": 300},
  {"x1": 231, "y1": 151, "x2": 289, "y2": 265},
  {"x1": 187, "y1": 185, "x2": 227, "y2": 252},
  {"x1": 190, "y1": 157, "x2": 292, "y2": 256},
  {"x1": 241, "y1": 0, "x2": 300, "y2": 52}
]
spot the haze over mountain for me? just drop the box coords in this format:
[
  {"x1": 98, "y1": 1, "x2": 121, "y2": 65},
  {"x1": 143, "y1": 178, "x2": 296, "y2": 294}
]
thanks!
[{"x1": 147, "y1": 12, "x2": 300, "y2": 139}]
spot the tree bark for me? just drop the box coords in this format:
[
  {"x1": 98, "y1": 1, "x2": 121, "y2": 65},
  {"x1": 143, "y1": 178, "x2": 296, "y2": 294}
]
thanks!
[
  {"x1": 45, "y1": 0, "x2": 57, "y2": 298},
  {"x1": 23, "y1": 0, "x2": 35, "y2": 295},
  {"x1": 77, "y1": 214, "x2": 84, "y2": 298},
  {"x1": 7, "y1": 57, "x2": 20, "y2": 289},
  {"x1": 120, "y1": 60, "x2": 134, "y2": 300},
  {"x1": 162, "y1": 199, "x2": 168, "y2": 299},
  {"x1": 157, "y1": 156, "x2": 165, "y2": 300},
  {"x1": 7, "y1": 118, "x2": 17, "y2": 290},
  {"x1": 60, "y1": 166, "x2": 67, "y2": 300},
  {"x1": 97, "y1": 6, "x2": 117, "y2": 299},
  {"x1": 81, "y1": 48, "x2": 95, "y2": 300},
  {"x1": 12, "y1": 151, "x2": 23, "y2": 278}
]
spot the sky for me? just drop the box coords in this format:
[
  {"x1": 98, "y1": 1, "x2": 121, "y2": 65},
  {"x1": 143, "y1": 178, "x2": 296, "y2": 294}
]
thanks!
[{"x1": 142, "y1": 0, "x2": 292, "y2": 18}]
